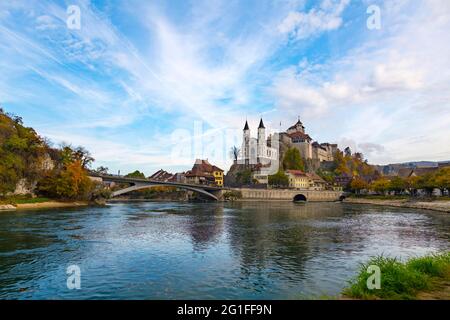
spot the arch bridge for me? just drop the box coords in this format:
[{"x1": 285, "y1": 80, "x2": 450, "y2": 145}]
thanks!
[{"x1": 90, "y1": 174, "x2": 223, "y2": 201}]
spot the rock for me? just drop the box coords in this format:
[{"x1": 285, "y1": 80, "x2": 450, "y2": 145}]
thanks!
[{"x1": 0, "y1": 204, "x2": 16, "y2": 210}]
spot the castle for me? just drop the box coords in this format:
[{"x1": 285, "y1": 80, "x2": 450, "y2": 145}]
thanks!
[{"x1": 240, "y1": 118, "x2": 337, "y2": 166}]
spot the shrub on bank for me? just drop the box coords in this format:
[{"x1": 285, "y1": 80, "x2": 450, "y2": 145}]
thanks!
[
  {"x1": 223, "y1": 190, "x2": 242, "y2": 201},
  {"x1": 343, "y1": 252, "x2": 450, "y2": 300}
]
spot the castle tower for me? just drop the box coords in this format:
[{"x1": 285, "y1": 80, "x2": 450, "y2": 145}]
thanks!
[
  {"x1": 243, "y1": 120, "x2": 250, "y2": 165},
  {"x1": 257, "y1": 118, "x2": 265, "y2": 162}
]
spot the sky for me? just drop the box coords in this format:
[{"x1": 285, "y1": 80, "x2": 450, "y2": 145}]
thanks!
[{"x1": 1, "y1": 0, "x2": 449, "y2": 175}]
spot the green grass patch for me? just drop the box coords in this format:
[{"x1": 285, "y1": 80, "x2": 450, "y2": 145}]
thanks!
[
  {"x1": 343, "y1": 252, "x2": 450, "y2": 300},
  {"x1": 0, "y1": 195, "x2": 51, "y2": 205}
]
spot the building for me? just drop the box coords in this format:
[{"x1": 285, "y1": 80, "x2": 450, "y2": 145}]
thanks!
[
  {"x1": 285, "y1": 118, "x2": 337, "y2": 162},
  {"x1": 239, "y1": 117, "x2": 337, "y2": 166},
  {"x1": 286, "y1": 170, "x2": 309, "y2": 189},
  {"x1": 335, "y1": 173, "x2": 352, "y2": 187},
  {"x1": 149, "y1": 169, "x2": 174, "y2": 181},
  {"x1": 306, "y1": 173, "x2": 328, "y2": 190},
  {"x1": 212, "y1": 168, "x2": 224, "y2": 187},
  {"x1": 240, "y1": 119, "x2": 279, "y2": 166},
  {"x1": 185, "y1": 159, "x2": 224, "y2": 187}
]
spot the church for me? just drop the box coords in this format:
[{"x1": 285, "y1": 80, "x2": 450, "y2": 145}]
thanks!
[{"x1": 239, "y1": 117, "x2": 337, "y2": 166}]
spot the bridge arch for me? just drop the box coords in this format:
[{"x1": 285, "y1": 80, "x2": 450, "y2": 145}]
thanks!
[
  {"x1": 111, "y1": 184, "x2": 219, "y2": 201},
  {"x1": 293, "y1": 194, "x2": 307, "y2": 202}
]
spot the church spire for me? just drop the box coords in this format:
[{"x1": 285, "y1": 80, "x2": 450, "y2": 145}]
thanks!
[
  {"x1": 243, "y1": 120, "x2": 249, "y2": 131},
  {"x1": 258, "y1": 118, "x2": 265, "y2": 129}
]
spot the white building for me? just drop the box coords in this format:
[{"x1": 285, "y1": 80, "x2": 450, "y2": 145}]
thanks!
[{"x1": 240, "y1": 119, "x2": 278, "y2": 166}]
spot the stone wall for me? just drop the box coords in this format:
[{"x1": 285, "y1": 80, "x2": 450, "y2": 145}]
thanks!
[{"x1": 236, "y1": 188, "x2": 342, "y2": 201}]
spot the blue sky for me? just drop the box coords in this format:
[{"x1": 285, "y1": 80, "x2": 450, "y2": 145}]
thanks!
[{"x1": 1, "y1": 0, "x2": 449, "y2": 175}]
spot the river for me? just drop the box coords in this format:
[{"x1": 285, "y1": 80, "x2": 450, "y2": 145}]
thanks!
[{"x1": 0, "y1": 201, "x2": 449, "y2": 299}]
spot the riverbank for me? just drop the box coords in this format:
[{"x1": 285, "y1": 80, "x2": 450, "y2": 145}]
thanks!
[
  {"x1": 342, "y1": 252, "x2": 450, "y2": 300},
  {"x1": 344, "y1": 197, "x2": 450, "y2": 213},
  {"x1": 0, "y1": 201, "x2": 90, "y2": 211}
]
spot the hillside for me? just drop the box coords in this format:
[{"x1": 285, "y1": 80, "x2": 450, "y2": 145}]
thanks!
[{"x1": 0, "y1": 108, "x2": 57, "y2": 195}]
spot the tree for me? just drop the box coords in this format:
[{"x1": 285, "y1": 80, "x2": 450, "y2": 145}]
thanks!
[
  {"x1": 58, "y1": 144, "x2": 94, "y2": 169},
  {"x1": 125, "y1": 170, "x2": 146, "y2": 179},
  {"x1": 351, "y1": 177, "x2": 368, "y2": 195},
  {"x1": 389, "y1": 176, "x2": 406, "y2": 195},
  {"x1": 268, "y1": 170, "x2": 289, "y2": 188},
  {"x1": 370, "y1": 177, "x2": 390, "y2": 195},
  {"x1": 73, "y1": 146, "x2": 94, "y2": 169},
  {"x1": 230, "y1": 146, "x2": 240, "y2": 162},
  {"x1": 418, "y1": 173, "x2": 436, "y2": 197},
  {"x1": 344, "y1": 147, "x2": 352, "y2": 157},
  {"x1": 94, "y1": 166, "x2": 109, "y2": 175},
  {"x1": 236, "y1": 169, "x2": 252, "y2": 185},
  {"x1": 405, "y1": 176, "x2": 421, "y2": 197},
  {"x1": 36, "y1": 160, "x2": 93, "y2": 200},
  {"x1": 282, "y1": 148, "x2": 305, "y2": 171},
  {"x1": 433, "y1": 167, "x2": 450, "y2": 196}
]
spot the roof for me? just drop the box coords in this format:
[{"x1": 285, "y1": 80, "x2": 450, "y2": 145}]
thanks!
[
  {"x1": 149, "y1": 169, "x2": 174, "y2": 181},
  {"x1": 288, "y1": 119, "x2": 304, "y2": 130},
  {"x1": 258, "y1": 118, "x2": 265, "y2": 129},
  {"x1": 243, "y1": 120, "x2": 249, "y2": 131},
  {"x1": 288, "y1": 131, "x2": 312, "y2": 141},
  {"x1": 412, "y1": 167, "x2": 438, "y2": 176},
  {"x1": 397, "y1": 168, "x2": 413, "y2": 178},
  {"x1": 286, "y1": 170, "x2": 307, "y2": 177},
  {"x1": 187, "y1": 159, "x2": 223, "y2": 177},
  {"x1": 306, "y1": 173, "x2": 327, "y2": 184}
]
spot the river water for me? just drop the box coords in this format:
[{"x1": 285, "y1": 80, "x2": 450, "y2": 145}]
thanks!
[{"x1": 0, "y1": 201, "x2": 449, "y2": 299}]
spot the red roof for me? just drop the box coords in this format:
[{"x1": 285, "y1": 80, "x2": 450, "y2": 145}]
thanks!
[
  {"x1": 288, "y1": 132, "x2": 312, "y2": 141},
  {"x1": 286, "y1": 170, "x2": 307, "y2": 176}
]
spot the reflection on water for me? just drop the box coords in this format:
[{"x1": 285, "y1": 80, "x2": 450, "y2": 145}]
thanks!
[{"x1": 0, "y1": 201, "x2": 448, "y2": 299}]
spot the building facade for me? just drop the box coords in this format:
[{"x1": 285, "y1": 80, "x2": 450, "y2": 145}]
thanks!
[
  {"x1": 185, "y1": 159, "x2": 224, "y2": 187},
  {"x1": 240, "y1": 119, "x2": 278, "y2": 166},
  {"x1": 286, "y1": 170, "x2": 310, "y2": 189}
]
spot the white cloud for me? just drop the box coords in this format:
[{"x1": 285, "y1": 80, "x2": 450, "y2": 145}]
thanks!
[
  {"x1": 278, "y1": 0, "x2": 350, "y2": 39},
  {"x1": 272, "y1": 0, "x2": 450, "y2": 164}
]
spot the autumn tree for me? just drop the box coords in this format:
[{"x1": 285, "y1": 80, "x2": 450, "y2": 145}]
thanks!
[
  {"x1": 37, "y1": 160, "x2": 93, "y2": 200},
  {"x1": 350, "y1": 177, "x2": 368, "y2": 195}
]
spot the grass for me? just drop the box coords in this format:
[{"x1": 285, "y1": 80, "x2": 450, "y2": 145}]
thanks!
[
  {"x1": 348, "y1": 194, "x2": 450, "y2": 201},
  {"x1": 348, "y1": 194, "x2": 410, "y2": 200},
  {"x1": 343, "y1": 252, "x2": 450, "y2": 300},
  {"x1": 0, "y1": 195, "x2": 51, "y2": 205}
]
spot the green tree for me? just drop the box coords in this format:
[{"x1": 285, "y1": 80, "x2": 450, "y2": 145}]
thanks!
[
  {"x1": 433, "y1": 167, "x2": 450, "y2": 196},
  {"x1": 418, "y1": 173, "x2": 436, "y2": 197},
  {"x1": 389, "y1": 176, "x2": 406, "y2": 195},
  {"x1": 370, "y1": 177, "x2": 391, "y2": 195},
  {"x1": 236, "y1": 169, "x2": 252, "y2": 185},
  {"x1": 282, "y1": 148, "x2": 305, "y2": 171},
  {"x1": 268, "y1": 170, "x2": 289, "y2": 188},
  {"x1": 125, "y1": 170, "x2": 146, "y2": 179}
]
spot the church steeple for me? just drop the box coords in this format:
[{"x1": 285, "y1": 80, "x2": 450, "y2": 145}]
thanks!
[
  {"x1": 243, "y1": 120, "x2": 249, "y2": 131},
  {"x1": 258, "y1": 118, "x2": 265, "y2": 129}
]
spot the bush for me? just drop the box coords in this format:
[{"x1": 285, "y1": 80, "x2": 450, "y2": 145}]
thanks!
[
  {"x1": 343, "y1": 252, "x2": 450, "y2": 300},
  {"x1": 223, "y1": 190, "x2": 242, "y2": 200}
]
